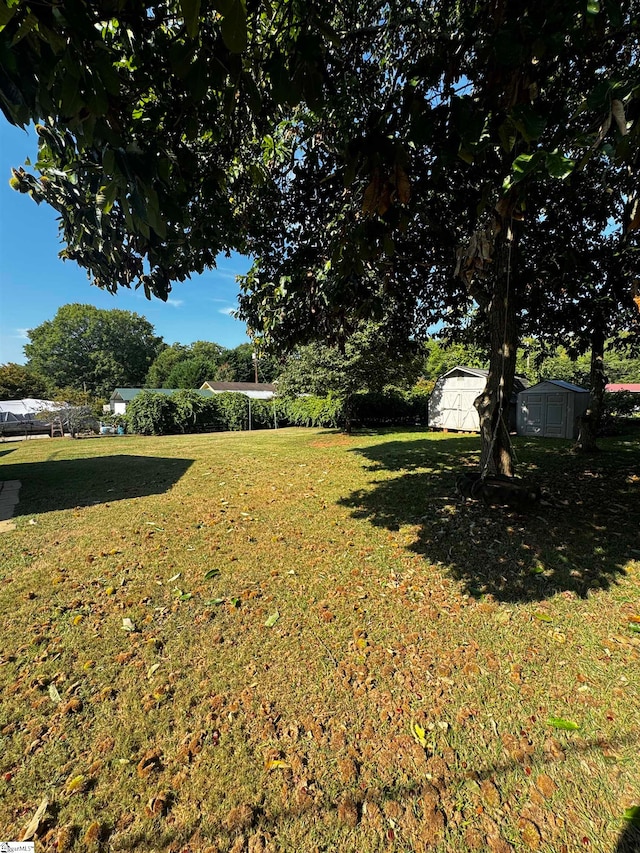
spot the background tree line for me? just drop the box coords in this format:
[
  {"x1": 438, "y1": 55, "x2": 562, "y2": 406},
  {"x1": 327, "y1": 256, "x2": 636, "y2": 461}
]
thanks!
[
  {"x1": 0, "y1": 303, "x2": 279, "y2": 401},
  {"x1": 2, "y1": 305, "x2": 638, "y2": 422}
]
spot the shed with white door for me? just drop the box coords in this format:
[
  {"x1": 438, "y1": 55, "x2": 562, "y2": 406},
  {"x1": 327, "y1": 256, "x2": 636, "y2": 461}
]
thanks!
[
  {"x1": 428, "y1": 366, "x2": 528, "y2": 432},
  {"x1": 517, "y1": 380, "x2": 589, "y2": 439}
]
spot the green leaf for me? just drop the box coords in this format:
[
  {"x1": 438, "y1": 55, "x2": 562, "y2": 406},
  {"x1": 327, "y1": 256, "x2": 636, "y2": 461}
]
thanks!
[
  {"x1": 204, "y1": 568, "x2": 221, "y2": 580},
  {"x1": 0, "y1": 2, "x2": 17, "y2": 30},
  {"x1": 512, "y1": 104, "x2": 547, "y2": 142},
  {"x1": 623, "y1": 806, "x2": 640, "y2": 826},
  {"x1": 533, "y1": 611, "x2": 553, "y2": 622},
  {"x1": 411, "y1": 721, "x2": 429, "y2": 748},
  {"x1": 264, "y1": 610, "x2": 280, "y2": 627},
  {"x1": 218, "y1": 0, "x2": 247, "y2": 53},
  {"x1": 587, "y1": 0, "x2": 600, "y2": 13},
  {"x1": 179, "y1": 0, "x2": 201, "y2": 39},
  {"x1": 546, "y1": 716, "x2": 580, "y2": 731},
  {"x1": 545, "y1": 150, "x2": 576, "y2": 180},
  {"x1": 204, "y1": 597, "x2": 226, "y2": 605},
  {"x1": 628, "y1": 623, "x2": 640, "y2": 634}
]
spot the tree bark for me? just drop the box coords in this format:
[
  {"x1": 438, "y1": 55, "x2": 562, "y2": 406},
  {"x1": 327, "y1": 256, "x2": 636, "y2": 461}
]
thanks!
[
  {"x1": 574, "y1": 320, "x2": 606, "y2": 453},
  {"x1": 473, "y1": 226, "x2": 519, "y2": 476}
]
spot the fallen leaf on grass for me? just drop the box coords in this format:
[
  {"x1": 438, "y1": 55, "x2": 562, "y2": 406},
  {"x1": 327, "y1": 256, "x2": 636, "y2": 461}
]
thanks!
[
  {"x1": 623, "y1": 806, "x2": 640, "y2": 826},
  {"x1": 137, "y1": 749, "x2": 163, "y2": 778},
  {"x1": 66, "y1": 773, "x2": 87, "y2": 794},
  {"x1": 48, "y1": 684, "x2": 62, "y2": 703},
  {"x1": 264, "y1": 611, "x2": 280, "y2": 628},
  {"x1": 264, "y1": 758, "x2": 290, "y2": 771},
  {"x1": 122, "y1": 617, "x2": 137, "y2": 632},
  {"x1": 411, "y1": 722, "x2": 429, "y2": 748},
  {"x1": 20, "y1": 796, "x2": 49, "y2": 840},
  {"x1": 545, "y1": 716, "x2": 580, "y2": 731},
  {"x1": 533, "y1": 612, "x2": 553, "y2": 623},
  {"x1": 83, "y1": 821, "x2": 102, "y2": 844},
  {"x1": 204, "y1": 568, "x2": 221, "y2": 580},
  {"x1": 146, "y1": 791, "x2": 171, "y2": 817}
]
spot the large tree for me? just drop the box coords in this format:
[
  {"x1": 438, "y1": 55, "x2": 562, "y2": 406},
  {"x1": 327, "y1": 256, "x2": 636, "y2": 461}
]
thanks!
[
  {"x1": 0, "y1": 362, "x2": 49, "y2": 400},
  {"x1": 4, "y1": 0, "x2": 640, "y2": 471},
  {"x1": 518, "y1": 149, "x2": 640, "y2": 451},
  {"x1": 24, "y1": 304, "x2": 164, "y2": 397}
]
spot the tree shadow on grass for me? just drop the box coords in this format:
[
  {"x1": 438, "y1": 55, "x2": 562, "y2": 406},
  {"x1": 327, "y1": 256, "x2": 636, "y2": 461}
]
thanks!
[
  {"x1": 0, "y1": 454, "x2": 194, "y2": 516},
  {"x1": 616, "y1": 824, "x2": 640, "y2": 853},
  {"x1": 339, "y1": 432, "x2": 640, "y2": 603}
]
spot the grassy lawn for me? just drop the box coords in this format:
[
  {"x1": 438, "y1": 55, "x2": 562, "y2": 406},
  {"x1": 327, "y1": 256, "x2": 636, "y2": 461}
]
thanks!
[{"x1": 0, "y1": 427, "x2": 638, "y2": 853}]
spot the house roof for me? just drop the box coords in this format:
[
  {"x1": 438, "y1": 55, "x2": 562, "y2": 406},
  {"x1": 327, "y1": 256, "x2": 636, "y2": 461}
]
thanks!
[
  {"x1": 200, "y1": 381, "x2": 276, "y2": 393},
  {"x1": 606, "y1": 383, "x2": 640, "y2": 393},
  {"x1": 522, "y1": 379, "x2": 588, "y2": 394},
  {"x1": 110, "y1": 388, "x2": 214, "y2": 401},
  {"x1": 438, "y1": 366, "x2": 529, "y2": 392}
]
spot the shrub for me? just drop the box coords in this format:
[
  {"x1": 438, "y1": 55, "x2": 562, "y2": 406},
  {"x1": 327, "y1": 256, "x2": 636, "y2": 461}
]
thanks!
[
  {"x1": 126, "y1": 391, "x2": 176, "y2": 435},
  {"x1": 170, "y1": 389, "x2": 211, "y2": 433},
  {"x1": 214, "y1": 392, "x2": 249, "y2": 431},
  {"x1": 282, "y1": 393, "x2": 344, "y2": 428}
]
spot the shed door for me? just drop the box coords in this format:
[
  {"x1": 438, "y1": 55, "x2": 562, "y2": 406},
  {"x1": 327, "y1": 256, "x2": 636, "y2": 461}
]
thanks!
[
  {"x1": 441, "y1": 390, "x2": 462, "y2": 428},
  {"x1": 523, "y1": 394, "x2": 544, "y2": 435},
  {"x1": 544, "y1": 393, "x2": 567, "y2": 437}
]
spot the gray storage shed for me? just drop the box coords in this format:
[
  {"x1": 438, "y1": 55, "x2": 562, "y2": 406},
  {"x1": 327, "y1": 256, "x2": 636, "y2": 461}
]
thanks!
[
  {"x1": 428, "y1": 366, "x2": 528, "y2": 432},
  {"x1": 517, "y1": 380, "x2": 589, "y2": 439}
]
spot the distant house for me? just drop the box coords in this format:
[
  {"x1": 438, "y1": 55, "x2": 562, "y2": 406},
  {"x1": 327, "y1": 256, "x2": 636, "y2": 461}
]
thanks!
[
  {"x1": 108, "y1": 388, "x2": 214, "y2": 415},
  {"x1": 605, "y1": 383, "x2": 640, "y2": 394},
  {"x1": 199, "y1": 381, "x2": 276, "y2": 400},
  {"x1": 428, "y1": 366, "x2": 528, "y2": 432},
  {"x1": 517, "y1": 380, "x2": 589, "y2": 439}
]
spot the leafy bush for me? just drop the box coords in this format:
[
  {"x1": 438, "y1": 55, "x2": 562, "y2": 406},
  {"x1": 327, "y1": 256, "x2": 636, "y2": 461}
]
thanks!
[
  {"x1": 126, "y1": 391, "x2": 176, "y2": 435},
  {"x1": 598, "y1": 391, "x2": 640, "y2": 435},
  {"x1": 603, "y1": 391, "x2": 639, "y2": 417},
  {"x1": 351, "y1": 386, "x2": 429, "y2": 425},
  {"x1": 214, "y1": 392, "x2": 249, "y2": 431},
  {"x1": 282, "y1": 394, "x2": 344, "y2": 428},
  {"x1": 171, "y1": 389, "x2": 211, "y2": 433}
]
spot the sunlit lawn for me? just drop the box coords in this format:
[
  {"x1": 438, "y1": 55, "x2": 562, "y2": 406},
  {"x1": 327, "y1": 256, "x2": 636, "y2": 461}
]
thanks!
[{"x1": 0, "y1": 427, "x2": 638, "y2": 852}]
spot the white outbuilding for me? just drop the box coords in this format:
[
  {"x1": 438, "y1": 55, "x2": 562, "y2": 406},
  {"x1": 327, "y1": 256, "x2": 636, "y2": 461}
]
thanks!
[
  {"x1": 428, "y1": 366, "x2": 529, "y2": 432},
  {"x1": 517, "y1": 379, "x2": 589, "y2": 439}
]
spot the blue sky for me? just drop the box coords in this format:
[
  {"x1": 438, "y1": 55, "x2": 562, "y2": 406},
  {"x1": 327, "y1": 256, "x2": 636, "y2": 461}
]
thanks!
[{"x1": 0, "y1": 122, "x2": 252, "y2": 365}]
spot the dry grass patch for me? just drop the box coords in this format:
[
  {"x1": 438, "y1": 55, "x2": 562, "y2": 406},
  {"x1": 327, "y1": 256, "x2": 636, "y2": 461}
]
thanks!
[{"x1": 0, "y1": 428, "x2": 638, "y2": 852}]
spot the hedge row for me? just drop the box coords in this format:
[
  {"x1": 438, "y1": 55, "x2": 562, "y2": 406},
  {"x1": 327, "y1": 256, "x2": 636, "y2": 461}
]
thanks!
[{"x1": 123, "y1": 388, "x2": 430, "y2": 435}]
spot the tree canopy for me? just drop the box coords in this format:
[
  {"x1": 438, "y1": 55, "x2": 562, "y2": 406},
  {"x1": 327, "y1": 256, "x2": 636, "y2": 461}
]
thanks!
[
  {"x1": 4, "y1": 0, "x2": 640, "y2": 468},
  {"x1": 24, "y1": 304, "x2": 164, "y2": 397},
  {"x1": 0, "y1": 362, "x2": 49, "y2": 400}
]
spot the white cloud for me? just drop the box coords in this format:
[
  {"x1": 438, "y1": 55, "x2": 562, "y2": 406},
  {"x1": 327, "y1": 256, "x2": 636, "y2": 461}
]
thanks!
[
  {"x1": 166, "y1": 298, "x2": 184, "y2": 308},
  {"x1": 218, "y1": 306, "x2": 237, "y2": 316},
  {"x1": 15, "y1": 328, "x2": 29, "y2": 339}
]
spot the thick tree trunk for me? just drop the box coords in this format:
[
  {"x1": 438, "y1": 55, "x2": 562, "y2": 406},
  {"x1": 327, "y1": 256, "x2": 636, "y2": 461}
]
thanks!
[
  {"x1": 473, "y1": 228, "x2": 519, "y2": 476},
  {"x1": 574, "y1": 322, "x2": 606, "y2": 453}
]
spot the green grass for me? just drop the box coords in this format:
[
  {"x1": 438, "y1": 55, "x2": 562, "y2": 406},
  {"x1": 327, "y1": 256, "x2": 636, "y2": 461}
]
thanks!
[{"x1": 0, "y1": 428, "x2": 639, "y2": 852}]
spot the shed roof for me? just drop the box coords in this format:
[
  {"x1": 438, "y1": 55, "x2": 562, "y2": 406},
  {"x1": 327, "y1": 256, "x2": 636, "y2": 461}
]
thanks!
[
  {"x1": 438, "y1": 366, "x2": 529, "y2": 392},
  {"x1": 522, "y1": 379, "x2": 588, "y2": 394}
]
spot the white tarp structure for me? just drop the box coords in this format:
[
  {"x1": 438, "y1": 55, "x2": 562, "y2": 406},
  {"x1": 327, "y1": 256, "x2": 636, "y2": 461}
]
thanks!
[{"x1": 0, "y1": 399, "x2": 61, "y2": 422}]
